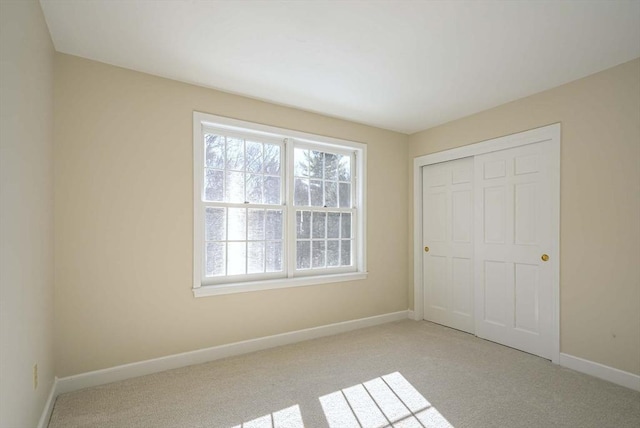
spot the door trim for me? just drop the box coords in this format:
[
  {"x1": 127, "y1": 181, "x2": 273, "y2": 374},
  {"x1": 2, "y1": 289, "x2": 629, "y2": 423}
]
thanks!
[{"x1": 413, "y1": 123, "x2": 561, "y2": 364}]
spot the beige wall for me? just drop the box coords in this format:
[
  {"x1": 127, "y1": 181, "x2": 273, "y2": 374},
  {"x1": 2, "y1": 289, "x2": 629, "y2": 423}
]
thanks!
[
  {"x1": 408, "y1": 58, "x2": 640, "y2": 375},
  {"x1": 0, "y1": 1, "x2": 56, "y2": 426},
  {"x1": 54, "y1": 54, "x2": 409, "y2": 377},
  {"x1": 47, "y1": 29, "x2": 640, "y2": 382}
]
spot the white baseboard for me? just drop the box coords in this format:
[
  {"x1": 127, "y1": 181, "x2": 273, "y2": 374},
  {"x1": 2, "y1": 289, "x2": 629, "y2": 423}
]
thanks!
[
  {"x1": 408, "y1": 310, "x2": 417, "y2": 320},
  {"x1": 559, "y1": 353, "x2": 640, "y2": 392},
  {"x1": 37, "y1": 379, "x2": 58, "y2": 428},
  {"x1": 55, "y1": 310, "x2": 409, "y2": 395}
]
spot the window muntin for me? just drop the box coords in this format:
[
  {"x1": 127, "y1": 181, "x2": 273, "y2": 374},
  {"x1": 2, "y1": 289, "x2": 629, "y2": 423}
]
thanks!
[{"x1": 194, "y1": 113, "x2": 366, "y2": 294}]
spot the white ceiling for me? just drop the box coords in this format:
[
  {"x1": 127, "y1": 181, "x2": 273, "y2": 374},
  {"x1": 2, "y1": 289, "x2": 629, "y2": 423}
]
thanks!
[{"x1": 40, "y1": 0, "x2": 640, "y2": 134}]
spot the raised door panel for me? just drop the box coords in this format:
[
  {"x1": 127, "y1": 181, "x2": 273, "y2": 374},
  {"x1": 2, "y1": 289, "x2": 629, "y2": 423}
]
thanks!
[
  {"x1": 452, "y1": 257, "x2": 473, "y2": 317},
  {"x1": 483, "y1": 260, "x2": 508, "y2": 326},
  {"x1": 514, "y1": 263, "x2": 539, "y2": 334},
  {"x1": 452, "y1": 190, "x2": 472, "y2": 243},
  {"x1": 425, "y1": 191, "x2": 447, "y2": 243},
  {"x1": 514, "y1": 182, "x2": 538, "y2": 245},
  {"x1": 483, "y1": 187, "x2": 506, "y2": 244},
  {"x1": 427, "y1": 255, "x2": 448, "y2": 311}
]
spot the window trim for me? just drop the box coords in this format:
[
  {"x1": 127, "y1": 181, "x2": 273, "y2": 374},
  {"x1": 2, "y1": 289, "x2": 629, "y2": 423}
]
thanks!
[{"x1": 193, "y1": 111, "x2": 367, "y2": 297}]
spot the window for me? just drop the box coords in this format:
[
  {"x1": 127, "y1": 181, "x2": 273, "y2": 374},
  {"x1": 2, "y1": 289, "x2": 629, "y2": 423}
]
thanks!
[{"x1": 193, "y1": 112, "x2": 367, "y2": 296}]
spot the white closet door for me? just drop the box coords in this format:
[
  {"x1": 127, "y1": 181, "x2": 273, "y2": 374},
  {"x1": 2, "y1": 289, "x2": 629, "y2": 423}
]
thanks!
[
  {"x1": 422, "y1": 157, "x2": 474, "y2": 334},
  {"x1": 474, "y1": 141, "x2": 553, "y2": 359}
]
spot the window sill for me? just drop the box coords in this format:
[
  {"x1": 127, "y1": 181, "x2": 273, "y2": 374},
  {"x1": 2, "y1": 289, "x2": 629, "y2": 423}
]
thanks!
[{"x1": 193, "y1": 272, "x2": 368, "y2": 297}]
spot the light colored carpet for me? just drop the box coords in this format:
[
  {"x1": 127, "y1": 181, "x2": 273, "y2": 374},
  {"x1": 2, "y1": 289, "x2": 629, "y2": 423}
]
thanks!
[{"x1": 48, "y1": 320, "x2": 640, "y2": 428}]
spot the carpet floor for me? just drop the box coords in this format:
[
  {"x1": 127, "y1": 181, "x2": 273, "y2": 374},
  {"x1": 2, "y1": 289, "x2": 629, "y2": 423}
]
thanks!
[{"x1": 48, "y1": 320, "x2": 640, "y2": 427}]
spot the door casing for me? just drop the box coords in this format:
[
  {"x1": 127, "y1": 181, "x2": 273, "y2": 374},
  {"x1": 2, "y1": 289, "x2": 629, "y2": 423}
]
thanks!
[{"x1": 412, "y1": 123, "x2": 560, "y2": 364}]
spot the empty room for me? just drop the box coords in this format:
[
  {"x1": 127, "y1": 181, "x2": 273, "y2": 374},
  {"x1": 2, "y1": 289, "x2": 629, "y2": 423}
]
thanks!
[{"x1": 1, "y1": 1, "x2": 639, "y2": 427}]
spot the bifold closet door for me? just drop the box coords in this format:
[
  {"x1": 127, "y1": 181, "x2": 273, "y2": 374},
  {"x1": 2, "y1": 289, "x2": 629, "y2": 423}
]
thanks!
[
  {"x1": 474, "y1": 141, "x2": 553, "y2": 359},
  {"x1": 422, "y1": 157, "x2": 474, "y2": 334}
]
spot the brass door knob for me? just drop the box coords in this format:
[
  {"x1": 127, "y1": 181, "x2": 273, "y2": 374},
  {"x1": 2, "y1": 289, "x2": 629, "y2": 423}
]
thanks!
[
  {"x1": 541, "y1": 254, "x2": 549, "y2": 262},
  {"x1": 424, "y1": 246, "x2": 430, "y2": 252}
]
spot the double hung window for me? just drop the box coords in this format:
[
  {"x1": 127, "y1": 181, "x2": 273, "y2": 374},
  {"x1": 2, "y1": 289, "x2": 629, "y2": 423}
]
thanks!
[{"x1": 193, "y1": 112, "x2": 366, "y2": 296}]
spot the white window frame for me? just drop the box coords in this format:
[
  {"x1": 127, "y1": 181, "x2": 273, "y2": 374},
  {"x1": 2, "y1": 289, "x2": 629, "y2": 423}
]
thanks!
[{"x1": 193, "y1": 112, "x2": 367, "y2": 297}]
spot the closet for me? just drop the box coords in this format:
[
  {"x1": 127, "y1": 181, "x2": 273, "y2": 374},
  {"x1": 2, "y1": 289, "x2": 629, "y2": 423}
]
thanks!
[{"x1": 416, "y1": 124, "x2": 560, "y2": 361}]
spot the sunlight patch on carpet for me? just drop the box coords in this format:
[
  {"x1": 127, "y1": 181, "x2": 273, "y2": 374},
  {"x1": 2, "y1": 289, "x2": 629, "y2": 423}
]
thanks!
[
  {"x1": 319, "y1": 372, "x2": 453, "y2": 428},
  {"x1": 231, "y1": 404, "x2": 303, "y2": 428}
]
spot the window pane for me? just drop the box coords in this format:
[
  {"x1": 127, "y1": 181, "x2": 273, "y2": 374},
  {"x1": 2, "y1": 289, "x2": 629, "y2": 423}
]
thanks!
[
  {"x1": 312, "y1": 240, "x2": 326, "y2": 268},
  {"x1": 205, "y1": 242, "x2": 225, "y2": 277},
  {"x1": 296, "y1": 211, "x2": 311, "y2": 239},
  {"x1": 205, "y1": 134, "x2": 224, "y2": 169},
  {"x1": 248, "y1": 242, "x2": 265, "y2": 274},
  {"x1": 226, "y1": 137, "x2": 244, "y2": 171},
  {"x1": 205, "y1": 207, "x2": 225, "y2": 241},
  {"x1": 327, "y1": 240, "x2": 340, "y2": 267},
  {"x1": 312, "y1": 212, "x2": 326, "y2": 239},
  {"x1": 309, "y1": 151, "x2": 323, "y2": 178},
  {"x1": 264, "y1": 176, "x2": 281, "y2": 205},
  {"x1": 226, "y1": 171, "x2": 245, "y2": 203},
  {"x1": 324, "y1": 153, "x2": 338, "y2": 180},
  {"x1": 338, "y1": 154, "x2": 351, "y2": 181},
  {"x1": 228, "y1": 208, "x2": 246, "y2": 240},
  {"x1": 341, "y1": 213, "x2": 352, "y2": 239},
  {"x1": 296, "y1": 241, "x2": 311, "y2": 269},
  {"x1": 264, "y1": 144, "x2": 281, "y2": 175},
  {"x1": 265, "y1": 210, "x2": 283, "y2": 240},
  {"x1": 248, "y1": 209, "x2": 265, "y2": 241},
  {"x1": 204, "y1": 169, "x2": 224, "y2": 202},
  {"x1": 327, "y1": 213, "x2": 340, "y2": 238},
  {"x1": 266, "y1": 241, "x2": 283, "y2": 272},
  {"x1": 341, "y1": 240, "x2": 351, "y2": 266},
  {"x1": 294, "y1": 178, "x2": 309, "y2": 206},
  {"x1": 227, "y1": 242, "x2": 246, "y2": 275},
  {"x1": 294, "y1": 148, "x2": 308, "y2": 177},
  {"x1": 339, "y1": 182, "x2": 351, "y2": 208},
  {"x1": 246, "y1": 174, "x2": 263, "y2": 204},
  {"x1": 246, "y1": 141, "x2": 263, "y2": 173},
  {"x1": 324, "y1": 181, "x2": 337, "y2": 208},
  {"x1": 310, "y1": 180, "x2": 323, "y2": 207}
]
